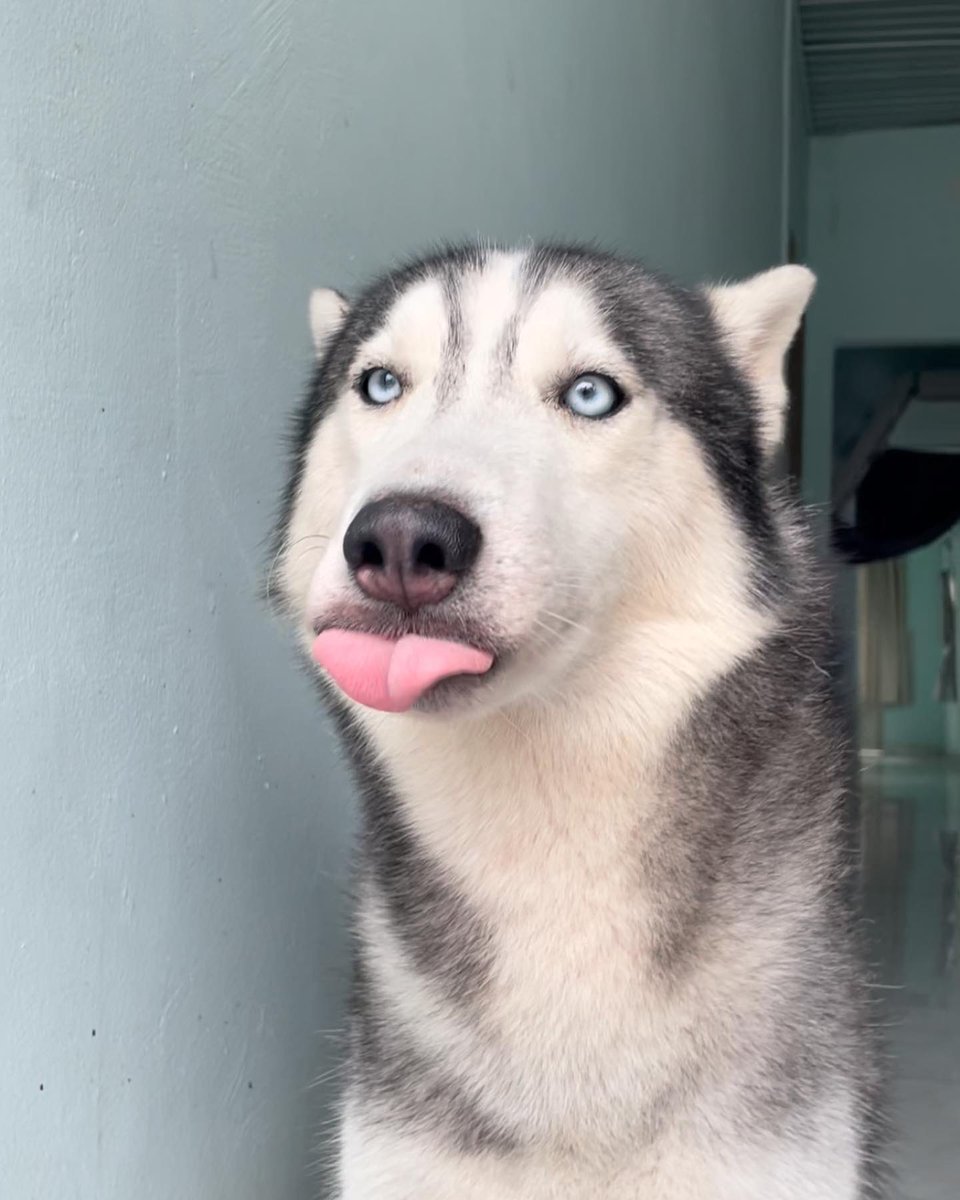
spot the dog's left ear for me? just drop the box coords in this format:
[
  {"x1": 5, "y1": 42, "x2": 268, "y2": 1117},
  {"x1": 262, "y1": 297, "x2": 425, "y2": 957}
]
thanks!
[
  {"x1": 705, "y1": 265, "x2": 815, "y2": 451},
  {"x1": 309, "y1": 288, "x2": 350, "y2": 356}
]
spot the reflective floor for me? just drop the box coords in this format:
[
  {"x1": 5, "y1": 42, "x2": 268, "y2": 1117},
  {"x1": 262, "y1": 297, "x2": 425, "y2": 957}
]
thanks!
[{"x1": 861, "y1": 757, "x2": 960, "y2": 1199}]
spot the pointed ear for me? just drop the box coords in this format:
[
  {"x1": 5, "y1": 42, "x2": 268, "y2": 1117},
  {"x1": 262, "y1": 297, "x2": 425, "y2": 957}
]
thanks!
[
  {"x1": 308, "y1": 288, "x2": 349, "y2": 356},
  {"x1": 705, "y1": 264, "x2": 815, "y2": 451}
]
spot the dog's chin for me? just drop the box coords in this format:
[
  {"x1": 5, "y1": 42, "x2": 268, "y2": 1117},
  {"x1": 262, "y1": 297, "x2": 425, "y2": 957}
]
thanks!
[{"x1": 405, "y1": 659, "x2": 506, "y2": 717}]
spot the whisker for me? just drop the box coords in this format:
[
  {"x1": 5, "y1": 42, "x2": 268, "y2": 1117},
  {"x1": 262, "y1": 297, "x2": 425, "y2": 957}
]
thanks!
[
  {"x1": 264, "y1": 533, "x2": 331, "y2": 601},
  {"x1": 307, "y1": 1061, "x2": 348, "y2": 1091},
  {"x1": 497, "y1": 708, "x2": 534, "y2": 746},
  {"x1": 541, "y1": 608, "x2": 591, "y2": 635},
  {"x1": 530, "y1": 618, "x2": 567, "y2": 648}
]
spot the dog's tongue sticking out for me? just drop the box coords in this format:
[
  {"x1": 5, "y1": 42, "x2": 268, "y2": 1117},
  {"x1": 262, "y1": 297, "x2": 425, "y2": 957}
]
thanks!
[{"x1": 312, "y1": 630, "x2": 493, "y2": 712}]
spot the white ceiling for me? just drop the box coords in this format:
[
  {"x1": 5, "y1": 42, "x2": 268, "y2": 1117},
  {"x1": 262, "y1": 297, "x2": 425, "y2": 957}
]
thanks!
[{"x1": 799, "y1": 0, "x2": 960, "y2": 134}]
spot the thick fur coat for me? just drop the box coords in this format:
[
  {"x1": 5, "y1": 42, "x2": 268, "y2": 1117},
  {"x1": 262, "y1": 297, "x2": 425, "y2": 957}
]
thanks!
[{"x1": 270, "y1": 245, "x2": 885, "y2": 1198}]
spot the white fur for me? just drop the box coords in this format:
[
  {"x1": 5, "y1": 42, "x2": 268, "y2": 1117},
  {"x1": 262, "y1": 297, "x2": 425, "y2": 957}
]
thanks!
[
  {"x1": 707, "y1": 264, "x2": 815, "y2": 451},
  {"x1": 284, "y1": 253, "x2": 776, "y2": 711},
  {"x1": 341, "y1": 1088, "x2": 858, "y2": 1199},
  {"x1": 310, "y1": 287, "x2": 349, "y2": 354},
  {"x1": 279, "y1": 255, "x2": 851, "y2": 1198}
]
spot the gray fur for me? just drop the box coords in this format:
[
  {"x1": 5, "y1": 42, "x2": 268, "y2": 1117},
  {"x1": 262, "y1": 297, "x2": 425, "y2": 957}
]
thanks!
[{"x1": 272, "y1": 244, "x2": 887, "y2": 1197}]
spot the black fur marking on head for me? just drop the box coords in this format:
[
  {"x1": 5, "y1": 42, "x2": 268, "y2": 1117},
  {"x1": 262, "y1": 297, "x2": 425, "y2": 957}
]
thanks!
[
  {"x1": 493, "y1": 311, "x2": 520, "y2": 383},
  {"x1": 267, "y1": 243, "x2": 489, "y2": 604},
  {"x1": 436, "y1": 265, "x2": 466, "y2": 407},
  {"x1": 521, "y1": 244, "x2": 790, "y2": 603},
  {"x1": 269, "y1": 242, "x2": 791, "y2": 606}
]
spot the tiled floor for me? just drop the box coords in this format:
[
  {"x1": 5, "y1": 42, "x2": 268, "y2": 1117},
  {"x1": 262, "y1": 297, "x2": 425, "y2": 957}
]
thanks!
[{"x1": 860, "y1": 757, "x2": 960, "y2": 1199}]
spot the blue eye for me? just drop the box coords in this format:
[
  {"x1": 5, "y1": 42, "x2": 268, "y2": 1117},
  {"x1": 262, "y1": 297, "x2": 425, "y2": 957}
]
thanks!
[
  {"x1": 361, "y1": 367, "x2": 403, "y2": 405},
  {"x1": 562, "y1": 374, "x2": 624, "y2": 419}
]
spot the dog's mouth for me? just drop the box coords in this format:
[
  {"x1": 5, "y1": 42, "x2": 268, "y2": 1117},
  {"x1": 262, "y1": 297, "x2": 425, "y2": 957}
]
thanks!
[{"x1": 311, "y1": 608, "x2": 502, "y2": 713}]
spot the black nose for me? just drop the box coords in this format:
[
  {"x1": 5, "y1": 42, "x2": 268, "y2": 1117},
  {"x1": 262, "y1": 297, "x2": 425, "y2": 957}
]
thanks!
[{"x1": 342, "y1": 496, "x2": 482, "y2": 610}]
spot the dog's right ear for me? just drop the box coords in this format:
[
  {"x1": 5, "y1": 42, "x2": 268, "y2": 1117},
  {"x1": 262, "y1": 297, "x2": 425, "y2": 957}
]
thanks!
[
  {"x1": 705, "y1": 265, "x2": 815, "y2": 451},
  {"x1": 309, "y1": 288, "x2": 349, "y2": 356}
]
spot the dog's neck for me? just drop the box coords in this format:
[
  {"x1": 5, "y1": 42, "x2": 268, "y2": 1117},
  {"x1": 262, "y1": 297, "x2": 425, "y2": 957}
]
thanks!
[{"x1": 356, "y1": 586, "x2": 775, "y2": 872}]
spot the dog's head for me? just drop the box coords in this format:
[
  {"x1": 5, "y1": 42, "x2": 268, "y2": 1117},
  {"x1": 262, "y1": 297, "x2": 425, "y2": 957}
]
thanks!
[{"x1": 272, "y1": 245, "x2": 813, "y2": 717}]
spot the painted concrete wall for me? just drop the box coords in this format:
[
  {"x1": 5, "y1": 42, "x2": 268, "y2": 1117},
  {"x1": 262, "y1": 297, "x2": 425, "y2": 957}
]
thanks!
[
  {"x1": 947, "y1": 534, "x2": 960, "y2": 757},
  {"x1": 803, "y1": 126, "x2": 960, "y2": 509},
  {"x1": 785, "y1": 2, "x2": 810, "y2": 259},
  {"x1": 0, "y1": 2, "x2": 791, "y2": 1195},
  {"x1": 882, "y1": 540, "x2": 950, "y2": 754},
  {"x1": 804, "y1": 127, "x2": 960, "y2": 753}
]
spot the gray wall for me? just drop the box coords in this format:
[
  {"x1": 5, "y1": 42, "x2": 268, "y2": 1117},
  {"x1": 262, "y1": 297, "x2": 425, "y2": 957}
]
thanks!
[
  {"x1": 0, "y1": 2, "x2": 791, "y2": 1195},
  {"x1": 803, "y1": 125, "x2": 960, "y2": 753},
  {"x1": 785, "y1": 1, "x2": 810, "y2": 258},
  {"x1": 803, "y1": 125, "x2": 960, "y2": 508}
]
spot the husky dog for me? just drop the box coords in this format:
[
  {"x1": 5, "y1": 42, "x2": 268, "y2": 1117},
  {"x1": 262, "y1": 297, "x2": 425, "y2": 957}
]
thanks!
[{"x1": 270, "y1": 245, "x2": 885, "y2": 1198}]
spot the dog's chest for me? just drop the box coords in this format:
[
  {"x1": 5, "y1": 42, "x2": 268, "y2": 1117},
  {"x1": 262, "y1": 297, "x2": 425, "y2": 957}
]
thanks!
[
  {"x1": 496, "y1": 837, "x2": 688, "y2": 1108},
  {"x1": 366, "y1": 722, "x2": 702, "y2": 1137},
  {"x1": 421, "y1": 788, "x2": 695, "y2": 1140}
]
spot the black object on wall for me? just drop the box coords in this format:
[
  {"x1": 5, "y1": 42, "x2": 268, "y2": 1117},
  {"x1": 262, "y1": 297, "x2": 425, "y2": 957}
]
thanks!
[{"x1": 832, "y1": 449, "x2": 960, "y2": 564}]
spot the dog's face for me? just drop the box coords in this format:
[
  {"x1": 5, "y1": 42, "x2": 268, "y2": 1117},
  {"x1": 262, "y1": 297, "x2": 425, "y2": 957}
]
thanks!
[{"x1": 274, "y1": 246, "x2": 812, "y2": 716}]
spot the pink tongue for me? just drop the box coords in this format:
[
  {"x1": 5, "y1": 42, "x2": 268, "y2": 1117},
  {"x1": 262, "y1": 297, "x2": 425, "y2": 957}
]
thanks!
[{"x1": 312, "y1": 630, "x2": 494, "y2": 712}]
